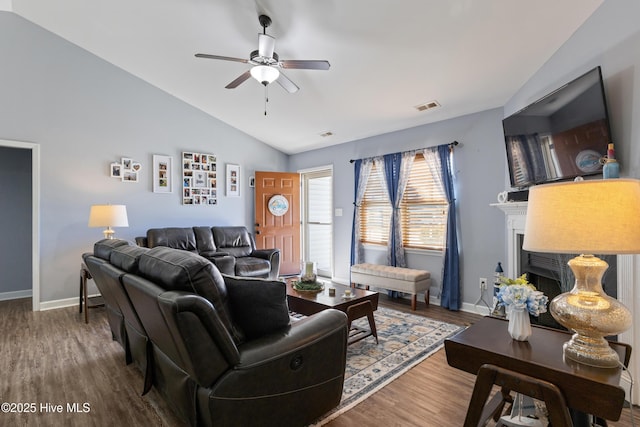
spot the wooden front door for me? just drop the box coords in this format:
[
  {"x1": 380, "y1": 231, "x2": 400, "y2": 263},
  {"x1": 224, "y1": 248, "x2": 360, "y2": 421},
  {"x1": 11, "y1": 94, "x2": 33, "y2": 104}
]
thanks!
[{"x1": 255, "y1": 171, "x2": 301, "y2": 276}]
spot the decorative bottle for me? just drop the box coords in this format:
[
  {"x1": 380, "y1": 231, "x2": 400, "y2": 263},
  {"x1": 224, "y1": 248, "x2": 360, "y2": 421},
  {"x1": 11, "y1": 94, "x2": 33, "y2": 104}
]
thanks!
[{"x1": 603, "y1": 143, "x2": 620, "y2": 179}]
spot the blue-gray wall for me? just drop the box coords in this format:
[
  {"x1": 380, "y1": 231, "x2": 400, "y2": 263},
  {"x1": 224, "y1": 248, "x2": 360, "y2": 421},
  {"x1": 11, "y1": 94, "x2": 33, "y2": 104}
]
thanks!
[
  {"x1": 505, "y1": 0, "x2": 640, "y2": 182},
  {"x1": 289, "y1": 108, "x2": 507, "y2": 309},
  {"x1": 0, "y1": 12, "x2": 287, "y2": 303},
  {"x1": 3, "y1": 0, "x2": 640, "y2": 310},
  {"x1": 0, "y1": 146, "x2": 32, "y2": 295}
]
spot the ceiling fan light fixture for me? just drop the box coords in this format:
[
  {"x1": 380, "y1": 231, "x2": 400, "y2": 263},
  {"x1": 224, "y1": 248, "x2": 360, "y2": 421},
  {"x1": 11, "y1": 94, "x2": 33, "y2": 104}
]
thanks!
[{"x1": 250, "y1": 65, "x2": 279, "y2": 85}]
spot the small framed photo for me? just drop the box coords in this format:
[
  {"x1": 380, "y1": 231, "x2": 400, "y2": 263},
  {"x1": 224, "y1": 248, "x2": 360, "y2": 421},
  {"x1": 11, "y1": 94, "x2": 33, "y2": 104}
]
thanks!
[
  {"x1": 110, "y1": 162, "x2": 121, "y2": 178},
  {"x1": 122, "y1": 169, "x2": 139, "y2": 183},
  {"x1": 226, "y1": 164, "x2": 240, "y2": 197},
  {"x1": 122, "y1": 157, "x2": 133, "y2": 170},
  {"x1": 153, "y1": 155, "x2": 173, "y2": 193},
  {"x1": 193, "y1": 171, "x2": 207, "y2": 188}
]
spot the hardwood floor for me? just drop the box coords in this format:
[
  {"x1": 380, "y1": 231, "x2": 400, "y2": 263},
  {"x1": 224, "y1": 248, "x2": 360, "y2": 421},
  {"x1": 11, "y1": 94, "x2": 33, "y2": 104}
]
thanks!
[
  {"x1": 1, "y1": 295, "x2": 638, "y2": 426},
  {"x1": 330, "y1": 294, "x2": 640, "y2": 427}
]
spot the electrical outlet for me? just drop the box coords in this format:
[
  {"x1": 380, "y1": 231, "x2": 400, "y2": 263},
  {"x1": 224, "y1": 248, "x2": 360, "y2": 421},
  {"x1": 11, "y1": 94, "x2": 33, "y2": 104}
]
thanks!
[{"x1": 479, "y1": 278, "x2": 488, "y2": 291}]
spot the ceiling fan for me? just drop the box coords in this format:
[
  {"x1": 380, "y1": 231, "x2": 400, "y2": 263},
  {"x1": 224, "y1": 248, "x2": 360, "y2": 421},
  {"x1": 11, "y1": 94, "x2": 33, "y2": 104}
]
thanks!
[{"x1": 195, "y1": 14, "x2": 330, "y2": 94}]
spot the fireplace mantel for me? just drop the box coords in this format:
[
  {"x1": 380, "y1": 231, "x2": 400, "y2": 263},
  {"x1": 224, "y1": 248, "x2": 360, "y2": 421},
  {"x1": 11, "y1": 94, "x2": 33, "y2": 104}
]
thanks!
[{"x1": 492, "y1": 201, "x2": 639, "y2": 404}]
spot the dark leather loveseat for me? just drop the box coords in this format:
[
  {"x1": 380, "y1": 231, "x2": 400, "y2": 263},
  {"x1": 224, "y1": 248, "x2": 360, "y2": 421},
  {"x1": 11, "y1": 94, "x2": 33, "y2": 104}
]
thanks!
[
  {"x1": 83, "y1": 239, "x2": 348, "y2": 427},
  {"x1": 136, "y1": 226, "x2": 280, "y2": 279}
]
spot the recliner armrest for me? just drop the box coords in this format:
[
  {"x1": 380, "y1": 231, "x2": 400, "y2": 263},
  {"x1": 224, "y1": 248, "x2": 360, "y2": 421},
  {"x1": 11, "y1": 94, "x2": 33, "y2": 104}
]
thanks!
[
  {"x1": 237, "y1": 309, "x2": 347, "y2": 368},
  {"x1": 250, "y1": 248, "x2": 281, "y2": 279},
  {"x1": 199, "y1": 251, "x2": 230, "y2": 258},
  {"x1": 250, "y1": 248, "x2": 279, "y2": 260}
]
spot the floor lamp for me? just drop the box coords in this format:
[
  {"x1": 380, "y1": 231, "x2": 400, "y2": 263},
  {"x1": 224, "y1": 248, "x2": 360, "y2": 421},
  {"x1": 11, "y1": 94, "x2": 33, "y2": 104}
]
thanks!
[{"x1": 523, "y1": 179, "x2": 640, "y2": 368}]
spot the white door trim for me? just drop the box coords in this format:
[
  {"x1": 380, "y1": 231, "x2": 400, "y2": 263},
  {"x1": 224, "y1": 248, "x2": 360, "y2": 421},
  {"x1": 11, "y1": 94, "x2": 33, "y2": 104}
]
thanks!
[{"x1": 0, "y1": 139, "x2": 40, "y2": 311}]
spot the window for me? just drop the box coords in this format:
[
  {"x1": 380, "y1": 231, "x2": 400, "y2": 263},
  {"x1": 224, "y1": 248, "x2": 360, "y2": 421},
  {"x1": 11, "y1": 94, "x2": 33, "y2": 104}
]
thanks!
[{"x1": 359, "y1": 154, "x2": 448, "y2": 250}]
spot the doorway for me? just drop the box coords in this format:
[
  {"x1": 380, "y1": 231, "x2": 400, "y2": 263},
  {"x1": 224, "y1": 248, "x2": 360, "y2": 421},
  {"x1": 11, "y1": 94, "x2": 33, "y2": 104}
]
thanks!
[
  {"x1": 0, "y1": 139, "x2": 40, "y2": 311},
  {"x1": 300, "y1": 166, "x2": 333, "y2": 278}
]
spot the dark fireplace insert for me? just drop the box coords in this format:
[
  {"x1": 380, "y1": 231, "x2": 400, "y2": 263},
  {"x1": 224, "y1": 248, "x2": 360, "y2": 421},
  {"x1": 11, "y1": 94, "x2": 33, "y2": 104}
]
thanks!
[{"x1": 518, "y1": 234, "x2": 617, "y2": 330}]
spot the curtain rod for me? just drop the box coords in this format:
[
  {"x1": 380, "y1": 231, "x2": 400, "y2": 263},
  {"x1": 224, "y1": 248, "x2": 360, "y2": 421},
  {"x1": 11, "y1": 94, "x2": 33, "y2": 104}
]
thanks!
[{"x1": 348, "y1": 140, "x2": 459, "y2": 163}]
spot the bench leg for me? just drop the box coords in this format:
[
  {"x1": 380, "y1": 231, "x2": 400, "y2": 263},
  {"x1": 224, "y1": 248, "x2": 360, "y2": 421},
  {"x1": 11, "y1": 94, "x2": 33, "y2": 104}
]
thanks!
[
  {"x1": 425, "y1": 289, "x2": 430, "y2": 307},
  {"x1": 411, "y1": 295, "x2": 417, "y2": 311}
]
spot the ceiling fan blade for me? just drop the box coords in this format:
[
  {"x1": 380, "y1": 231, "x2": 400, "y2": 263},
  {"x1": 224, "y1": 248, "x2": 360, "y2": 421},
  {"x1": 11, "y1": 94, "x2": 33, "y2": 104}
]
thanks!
[
  {"x1": 225, "y1": 71, "x2": 252, "y2": 89},
  {"x1": 258, "y1": 34, "x2": 276, "y2": 59},
  {"x1": 281, "y1": 60, "x2": 330, "y2": 70},
  {"x1": 276, "y1": 72, "x2": 299, "y2": 93},
  {"x1": 195, "y1": 53, "x2": 249, "y2": 64}
]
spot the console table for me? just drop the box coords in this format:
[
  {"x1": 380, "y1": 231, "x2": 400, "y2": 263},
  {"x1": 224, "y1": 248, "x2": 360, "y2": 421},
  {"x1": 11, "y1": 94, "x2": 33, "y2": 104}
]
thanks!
[
  {"x1": 444, "y1": 316, "x2": 631, "y2": 424},
  {"x1": 79, "y1": 263, "x2": 104, "y2": 323}
]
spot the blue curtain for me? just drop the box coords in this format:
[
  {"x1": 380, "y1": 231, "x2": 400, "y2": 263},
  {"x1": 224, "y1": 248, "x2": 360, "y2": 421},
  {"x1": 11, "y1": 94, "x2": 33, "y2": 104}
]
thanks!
[
  {"x1": 382, "y1": 153, "x2": 404, "y2": 267},
  {"x1": 350, "y1": 159, "x2": 373, "y2": 266},
  {"x1": 438, "y1": 144, "x2": 460, "y2": 310}
]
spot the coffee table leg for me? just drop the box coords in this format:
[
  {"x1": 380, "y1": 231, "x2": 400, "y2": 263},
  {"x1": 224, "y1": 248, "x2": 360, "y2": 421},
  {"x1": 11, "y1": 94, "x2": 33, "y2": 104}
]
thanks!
[{"x1": 346, "y1": 300, "x2": 378, "y2": 345}]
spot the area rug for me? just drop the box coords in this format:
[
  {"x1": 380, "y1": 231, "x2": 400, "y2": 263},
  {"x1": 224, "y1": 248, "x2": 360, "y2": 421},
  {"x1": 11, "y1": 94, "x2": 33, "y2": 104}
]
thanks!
[{"x1": 311, "y1": 306, "x2": 464, "y2": 426}]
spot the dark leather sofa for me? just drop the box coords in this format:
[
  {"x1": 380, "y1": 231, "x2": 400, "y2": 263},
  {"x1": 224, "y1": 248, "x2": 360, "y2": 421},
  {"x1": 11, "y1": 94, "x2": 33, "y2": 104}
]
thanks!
[
  {"x1": 136, "y1": 226, "x2": 280, "y2": 279},
  {"x1": 83, "y1": 239, "x2": 348, "y2": 427}
]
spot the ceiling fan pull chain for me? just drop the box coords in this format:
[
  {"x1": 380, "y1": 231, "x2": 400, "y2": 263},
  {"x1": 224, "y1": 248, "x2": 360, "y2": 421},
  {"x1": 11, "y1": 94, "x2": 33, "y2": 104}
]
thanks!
[{"x1": 264, "y1": 85, "x2": 269, "y2": 116}]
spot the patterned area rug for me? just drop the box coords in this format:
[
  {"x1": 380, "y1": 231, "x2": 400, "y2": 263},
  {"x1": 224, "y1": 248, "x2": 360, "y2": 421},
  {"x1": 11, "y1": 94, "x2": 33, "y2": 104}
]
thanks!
[{"x1": 311, "y1": 306, "x2": 464, "y2": 426}]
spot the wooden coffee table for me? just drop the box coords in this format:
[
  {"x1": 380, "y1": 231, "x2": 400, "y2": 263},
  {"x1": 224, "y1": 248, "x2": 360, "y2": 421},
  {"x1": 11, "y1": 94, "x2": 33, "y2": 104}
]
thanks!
[{"x1": 286, "y1": 281, "x2": 379, "y2": 345}]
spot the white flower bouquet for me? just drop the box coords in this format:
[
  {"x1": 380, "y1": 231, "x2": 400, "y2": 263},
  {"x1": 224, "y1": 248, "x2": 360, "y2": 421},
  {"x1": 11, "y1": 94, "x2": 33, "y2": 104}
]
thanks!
[{"x1": 496, "y1": 274, "x2": 549, "y2": 317}]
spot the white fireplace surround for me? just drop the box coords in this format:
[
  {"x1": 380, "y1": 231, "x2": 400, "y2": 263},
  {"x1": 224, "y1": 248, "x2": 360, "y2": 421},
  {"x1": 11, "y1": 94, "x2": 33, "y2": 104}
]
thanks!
[{"x1": 493, "y1": 201, "x2": 640, "y2": 404}]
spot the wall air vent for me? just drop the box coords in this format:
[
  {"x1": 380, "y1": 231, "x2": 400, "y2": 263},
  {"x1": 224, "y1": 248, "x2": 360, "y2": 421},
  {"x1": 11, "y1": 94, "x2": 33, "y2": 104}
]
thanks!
[{"x1": 414, "y1": 100, "x2": 441, "y2": 112}]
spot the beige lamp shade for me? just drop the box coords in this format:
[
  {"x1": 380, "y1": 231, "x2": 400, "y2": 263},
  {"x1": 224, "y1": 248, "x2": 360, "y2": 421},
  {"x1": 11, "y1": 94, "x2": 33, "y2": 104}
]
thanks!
[
  {"x1": 523, "y1": 179, "x2": 640, "y2": 254},
  {"x1": 88, "y1": 205, "x2": 128, "y2": 239}
]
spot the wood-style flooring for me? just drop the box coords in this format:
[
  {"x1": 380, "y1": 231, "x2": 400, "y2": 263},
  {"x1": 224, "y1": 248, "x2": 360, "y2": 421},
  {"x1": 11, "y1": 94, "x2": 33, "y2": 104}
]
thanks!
[{"x1": 1, "y1": 296, "x2": 638, "y2": 426}]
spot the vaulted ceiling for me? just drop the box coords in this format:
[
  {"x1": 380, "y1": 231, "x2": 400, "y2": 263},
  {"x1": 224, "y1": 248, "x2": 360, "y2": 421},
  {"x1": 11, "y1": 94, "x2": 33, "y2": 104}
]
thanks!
[{"x1": 10, "y1": 0, "x2": 603, "y2": 154}]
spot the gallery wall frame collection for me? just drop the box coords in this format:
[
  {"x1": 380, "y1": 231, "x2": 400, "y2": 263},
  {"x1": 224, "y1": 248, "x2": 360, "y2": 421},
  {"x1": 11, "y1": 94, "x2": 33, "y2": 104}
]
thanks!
[
  {"x1": 108, "y1": 152, "x2": 249, "y2": 203},
  {"x1": 182, "y1": 151, "x2": 217, "y2": 205}
]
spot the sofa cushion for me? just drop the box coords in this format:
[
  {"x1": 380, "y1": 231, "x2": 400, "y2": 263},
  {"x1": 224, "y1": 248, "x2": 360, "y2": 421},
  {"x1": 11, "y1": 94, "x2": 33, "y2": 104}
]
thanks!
[
  {"x1": 138, "y1": 247, "x2": 244, "y2": 343},
  {"x1": 110, "y1": 245, "x2": 150, "y2": 274},
  {"x1": 212, "y1": 226, "x2": 253, "y2": 257},
  {"x1": 147, "y1": 227, "x2": 197, "y2": 252},
  {"x1": 193, "y1": 226, "x2": 217, "y2": 253},
  {"x1": 224, "y1": 276, "x2": 290, "y2": 339},
  {"x1": 94, "y1": 239, "x2": 132, "y2": 261}
]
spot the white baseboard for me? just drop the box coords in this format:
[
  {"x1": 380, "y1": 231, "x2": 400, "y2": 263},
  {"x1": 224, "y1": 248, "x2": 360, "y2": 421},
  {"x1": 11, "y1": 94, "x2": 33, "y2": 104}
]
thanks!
[
  {"x1": 0, "y1": 289, "x2": 32, "y2": 301},
  {"x1": 38, "y1": 294, "x2": 100, "y2": 311}
]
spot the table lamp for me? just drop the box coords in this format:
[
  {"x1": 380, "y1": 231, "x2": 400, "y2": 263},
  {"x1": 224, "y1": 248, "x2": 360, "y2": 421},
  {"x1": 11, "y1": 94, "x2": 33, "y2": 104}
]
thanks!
[
  {"x1": 523, "y1": 179, "x2": 640, "y2": 368},
  {"x1": 88, "y1": 204, "x2": 129, "y2": 239}
]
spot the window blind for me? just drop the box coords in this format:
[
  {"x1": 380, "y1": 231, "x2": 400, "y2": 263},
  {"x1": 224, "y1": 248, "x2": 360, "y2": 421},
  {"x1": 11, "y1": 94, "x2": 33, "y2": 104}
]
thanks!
[{"x1": 359, "y1": 153, "x2": 448, "y2": 250}]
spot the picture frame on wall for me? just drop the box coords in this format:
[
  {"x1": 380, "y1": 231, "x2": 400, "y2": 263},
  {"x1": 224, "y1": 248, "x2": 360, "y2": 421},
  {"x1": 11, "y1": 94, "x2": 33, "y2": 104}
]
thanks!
[
  {"x1": 110, "y1": 162, "x2": 121, "y2": 178},
  {"x1": 153, "y1": 155, "x2": 173, "y2": 193},
  {"x1": 226, "y1": 164, "x2": 240, "y2": 197},
  {"x1": 182, "y1": 151, "x2": 217, "y2": 205}
]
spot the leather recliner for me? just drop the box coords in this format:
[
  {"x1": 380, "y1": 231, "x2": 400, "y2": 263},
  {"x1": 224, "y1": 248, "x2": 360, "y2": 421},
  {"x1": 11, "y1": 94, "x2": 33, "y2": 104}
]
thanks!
[{"x1": 122, "y1": 246, "x2": 348, "y2": 426}]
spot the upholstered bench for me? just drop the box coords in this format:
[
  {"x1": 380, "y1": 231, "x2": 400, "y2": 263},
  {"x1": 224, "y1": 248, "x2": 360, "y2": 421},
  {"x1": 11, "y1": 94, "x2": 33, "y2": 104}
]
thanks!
[{"x1": 350, "y1": 263, "x2": 431, "y2": 310}]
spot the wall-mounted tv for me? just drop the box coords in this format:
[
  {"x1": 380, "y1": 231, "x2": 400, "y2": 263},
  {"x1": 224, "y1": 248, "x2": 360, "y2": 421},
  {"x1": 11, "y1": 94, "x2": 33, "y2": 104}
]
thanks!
[{"x1": 502, "y1": 66, "x2": 612, "y2": 189}]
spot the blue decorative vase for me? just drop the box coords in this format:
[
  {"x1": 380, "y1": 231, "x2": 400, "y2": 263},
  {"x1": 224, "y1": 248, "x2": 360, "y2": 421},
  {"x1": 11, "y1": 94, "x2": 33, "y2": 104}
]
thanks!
[{"x1": 603, "y1": 159, "x2": 620, "y2": 179}]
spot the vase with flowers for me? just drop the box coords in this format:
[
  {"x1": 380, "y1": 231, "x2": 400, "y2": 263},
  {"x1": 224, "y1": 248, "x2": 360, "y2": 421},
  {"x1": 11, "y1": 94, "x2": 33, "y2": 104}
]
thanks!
[{"x1": 496, "y1": 274, "x2": 549, "y2": 341}]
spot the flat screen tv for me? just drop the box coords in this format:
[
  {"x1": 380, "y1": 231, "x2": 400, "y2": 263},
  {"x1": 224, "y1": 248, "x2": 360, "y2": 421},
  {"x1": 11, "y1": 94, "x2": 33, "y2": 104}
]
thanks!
[{"x1": 502, "y1": 66, "x2": 612, "y2": 189}]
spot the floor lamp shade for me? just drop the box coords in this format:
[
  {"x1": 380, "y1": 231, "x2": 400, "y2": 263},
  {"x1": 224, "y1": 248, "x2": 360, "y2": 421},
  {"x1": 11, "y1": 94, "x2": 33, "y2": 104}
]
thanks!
[
  {"x1": 88, "y1": 204, "x2": 129, "y2": 239},
  {"x1": 523, "y1": 179, "x2": 640, "y2": 367}
]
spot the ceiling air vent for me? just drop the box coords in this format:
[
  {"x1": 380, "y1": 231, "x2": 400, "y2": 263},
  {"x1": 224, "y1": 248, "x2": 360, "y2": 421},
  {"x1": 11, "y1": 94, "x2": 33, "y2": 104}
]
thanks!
[
  {"x1": 319, "y1": 131, "x2": 333, "y2": 137},
  {"x1": 414, "y1": 100, "x2": 441, "y2": 112}
]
